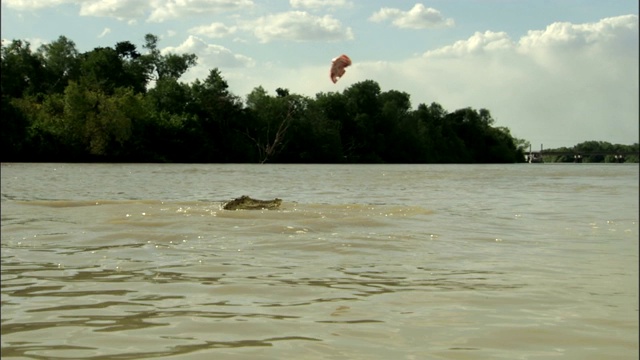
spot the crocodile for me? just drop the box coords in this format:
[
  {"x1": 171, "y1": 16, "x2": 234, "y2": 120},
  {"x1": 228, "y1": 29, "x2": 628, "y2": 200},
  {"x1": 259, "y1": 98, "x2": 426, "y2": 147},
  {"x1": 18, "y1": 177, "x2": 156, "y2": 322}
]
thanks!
[{"x1": 223, "y1": 195, "x2": 282, "y2": 210}]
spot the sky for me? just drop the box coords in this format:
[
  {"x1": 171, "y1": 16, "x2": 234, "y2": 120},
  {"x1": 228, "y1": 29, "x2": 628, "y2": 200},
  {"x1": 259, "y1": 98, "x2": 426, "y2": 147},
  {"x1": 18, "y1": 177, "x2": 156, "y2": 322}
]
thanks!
[{"x1": 1, "y1": 0, "x2": 638, "y2": 149}]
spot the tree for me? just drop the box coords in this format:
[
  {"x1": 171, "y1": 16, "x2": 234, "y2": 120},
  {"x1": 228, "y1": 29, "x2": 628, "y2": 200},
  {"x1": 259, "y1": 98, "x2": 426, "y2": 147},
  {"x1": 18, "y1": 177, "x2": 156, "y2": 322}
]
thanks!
[
  {"x1": 310, "y1": 91, "x2": 350, "y2": 161},
  {"x1": 37, "y1": 35, "x2": 80, "y2": 94},
  {"x1": 342, "y1": 80, "x2": 383, "y2": 162},
  {"x1": 146, "y1": 77, "x2": 192, "y2": 114},
  {"x1": 245, "y1": 86, "x2": 306, "y2": 163},
  {"x1": 54, "y1": 82, "x2": 142, "y2": 158},
  {"x1": 115, "y1": 40, "x2": 151, "y2": 93},
  {"x1": 142, "y1": 34, "x2": 197, "y2": 82},
  {"x1": 414, "y1": 102, "x2": 461, "y2": 162},
  {"x1": 79, "y1": 47, "x2": 126, "y2": 94},
  {"x1": 0, "y1": 95, "x2": 29, "y2": 160},
  {"x1": 1, "y1": 39, "x2": 46, "y2": 98},
  {"x1": 187, "y1": 69, "x2": 244, "y2": 161},
  {"x1": 378, "y1": 89, "x2": 414, "y2": 161}
]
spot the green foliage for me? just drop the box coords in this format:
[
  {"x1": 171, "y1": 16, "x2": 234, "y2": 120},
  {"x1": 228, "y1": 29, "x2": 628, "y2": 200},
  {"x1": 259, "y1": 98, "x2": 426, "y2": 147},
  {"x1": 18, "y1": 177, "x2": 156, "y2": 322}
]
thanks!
[
  {"x1": 37, "y1": 36, "x2": 81, "y2": 94},
  {"x1": 142, "y1": 33, "x2": 197, "y2": 82},
  {"x1": 1, "y1": 95, "x2": 29, "y2": 159},
  {"x1": 1, "y1": 33, "x2": 582, "y2": 164},
  {"x1": 244, "y1": 86, "x2": 309, "y2": 163},
  {"x1": 1, "y1": 39, "x2": 47, "y2": 98}
]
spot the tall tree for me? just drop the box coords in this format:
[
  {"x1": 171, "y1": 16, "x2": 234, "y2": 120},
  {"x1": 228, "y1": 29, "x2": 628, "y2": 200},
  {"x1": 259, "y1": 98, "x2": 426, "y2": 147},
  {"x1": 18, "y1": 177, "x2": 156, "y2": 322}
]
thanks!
[
  {"x1": 377, "y1": 89, "x2": 412, "y2": 161},
  {"x1": 37, "y1": 35, "x2": 80, "y2": 94},
  {"x1": 1, "y1": 39, "x2": 46, "y2": 98},
  {"x1": 245, "y1": 86, "x2": 305, "y2": 163},
  {"x1": 115, "y1": 40, "x2": 152, "y2": 93},
  {"x1": 142, "y1": 34, "x2": 197, "y2": 82},
  {"x1": 61, "y1": 82, "x2": 143, "y2": 158},
  {"x1": 343, "y1": 80, "x2": 383, "y2": 162},
  {"x1": 188, "y1": 69, "x2": 244, "y2": 161},
  {"x1": 79, "y1": 47, "x2": 126, "y2": 94}
]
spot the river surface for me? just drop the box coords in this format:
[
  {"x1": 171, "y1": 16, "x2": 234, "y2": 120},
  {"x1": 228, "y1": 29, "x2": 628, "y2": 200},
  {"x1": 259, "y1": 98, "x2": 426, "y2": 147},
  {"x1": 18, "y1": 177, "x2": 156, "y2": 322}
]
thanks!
[{"x1": 1, "y1": 163, "x2": 638, "y2": 360}]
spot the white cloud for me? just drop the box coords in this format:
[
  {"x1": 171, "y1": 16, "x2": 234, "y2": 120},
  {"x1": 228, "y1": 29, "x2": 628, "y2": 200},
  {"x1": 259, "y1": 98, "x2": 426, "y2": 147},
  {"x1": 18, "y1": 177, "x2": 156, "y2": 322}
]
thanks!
[
  {"x1": 3, "y1": 0, "x2": 254, "y2": 23},
  {"x1": 147, "y1": 0, "x2": 253, "y2": 23},
  {"x1": 425, "y1": 31, "x2": 515, "y2": 56},
  {"x1": 79, "y1": 0, "x2": 148, "y2": 21},
  {"x1": 410, "y1": 15, "x2": 639, "y2": 147},
  {"x1": 369, "y1": 3, "x2": 454, "y2": 29},
  {"x1": 247, "y1": 11, "x2": 354, "y2": 43},
  {"x1": 2, "y1": 0, "x2": 72, "y2": 10},
  {"x1": 517, "y1": 14, "x2": 639, "y2": 65},
  {"x1": 189, "y1": 22, "x2": 238, "y2": 38},
  {"x1": 164, "y1": 35, "x2": 255, "y2": 69},
  {"x1": 289, "y1": 0, "x2": 352, "y2": 10}
]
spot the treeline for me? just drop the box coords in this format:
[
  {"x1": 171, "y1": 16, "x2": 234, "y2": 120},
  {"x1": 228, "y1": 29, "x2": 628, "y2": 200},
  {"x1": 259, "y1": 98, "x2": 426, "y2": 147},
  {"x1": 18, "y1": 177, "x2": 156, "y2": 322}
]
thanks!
[{"x1": 2, "y1": 34, "x2": 530, "y2": 163}]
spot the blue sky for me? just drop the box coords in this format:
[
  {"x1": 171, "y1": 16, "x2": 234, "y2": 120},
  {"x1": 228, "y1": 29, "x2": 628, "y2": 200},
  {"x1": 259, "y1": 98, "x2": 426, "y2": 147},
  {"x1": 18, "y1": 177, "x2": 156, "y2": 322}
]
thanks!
[{"x1": 2, "y1": 0, "x2": 638, "y2": 148}]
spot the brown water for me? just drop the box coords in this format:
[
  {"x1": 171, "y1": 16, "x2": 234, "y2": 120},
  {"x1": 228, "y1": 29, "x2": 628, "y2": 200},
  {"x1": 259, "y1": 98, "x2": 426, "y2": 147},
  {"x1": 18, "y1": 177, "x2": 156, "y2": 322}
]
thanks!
[{"x1": 1, "y1": 163, "x2": 638, "y2": 359}]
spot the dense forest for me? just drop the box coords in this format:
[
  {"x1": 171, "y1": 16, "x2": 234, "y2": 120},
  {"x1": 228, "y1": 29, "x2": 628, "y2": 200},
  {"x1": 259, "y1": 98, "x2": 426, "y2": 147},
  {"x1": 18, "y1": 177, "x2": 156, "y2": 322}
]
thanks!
[{"x1": 1, "y1": 34, "x2": 635, "y2": 163}]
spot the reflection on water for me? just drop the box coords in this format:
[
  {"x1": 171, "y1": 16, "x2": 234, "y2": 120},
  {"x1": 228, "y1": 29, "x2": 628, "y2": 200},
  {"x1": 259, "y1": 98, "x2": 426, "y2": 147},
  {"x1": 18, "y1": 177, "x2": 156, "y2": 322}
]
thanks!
[{"x1": 1, "y1": 164, "x2": 638, "y2": 359}]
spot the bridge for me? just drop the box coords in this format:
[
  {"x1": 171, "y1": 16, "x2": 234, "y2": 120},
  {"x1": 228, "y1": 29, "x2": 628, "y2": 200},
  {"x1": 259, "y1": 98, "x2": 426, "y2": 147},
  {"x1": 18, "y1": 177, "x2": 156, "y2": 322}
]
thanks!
[{"x1": 526, "y1": 151, "x2": 638, "y2": 163}]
